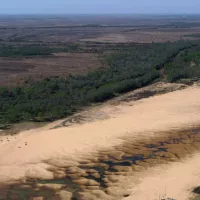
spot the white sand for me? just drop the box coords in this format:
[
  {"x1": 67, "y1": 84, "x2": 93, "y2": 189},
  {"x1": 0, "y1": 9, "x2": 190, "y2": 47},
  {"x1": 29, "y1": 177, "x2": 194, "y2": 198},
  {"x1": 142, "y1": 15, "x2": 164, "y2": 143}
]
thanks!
[{"x1": 1, "y1": 86, "x2": 200, "y2": 199}]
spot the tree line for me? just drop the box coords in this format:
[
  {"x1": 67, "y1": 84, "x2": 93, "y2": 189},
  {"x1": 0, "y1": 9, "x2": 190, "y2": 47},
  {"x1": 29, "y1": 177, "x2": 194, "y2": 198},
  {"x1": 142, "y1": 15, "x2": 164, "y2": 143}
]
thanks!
[{"x1": 0, "y1": 40, "x2": 200, "y2": 128}]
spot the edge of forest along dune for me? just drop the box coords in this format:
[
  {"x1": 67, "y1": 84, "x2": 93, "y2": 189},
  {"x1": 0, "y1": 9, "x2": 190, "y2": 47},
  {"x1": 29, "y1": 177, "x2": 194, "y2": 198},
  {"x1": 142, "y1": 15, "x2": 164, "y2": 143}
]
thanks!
[{"x1": 0, "y1": 84, "x2": 200, "y2": 185}]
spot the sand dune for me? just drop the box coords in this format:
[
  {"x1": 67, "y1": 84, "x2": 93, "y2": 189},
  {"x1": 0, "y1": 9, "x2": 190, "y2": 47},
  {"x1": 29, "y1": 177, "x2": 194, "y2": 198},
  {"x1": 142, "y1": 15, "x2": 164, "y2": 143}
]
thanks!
[
  {"x1": 123, "y1": 153, "x2": 200, "y2": 200},
  {"x1": 1, "y1": 85, "x2": 200, "y2": 199}
]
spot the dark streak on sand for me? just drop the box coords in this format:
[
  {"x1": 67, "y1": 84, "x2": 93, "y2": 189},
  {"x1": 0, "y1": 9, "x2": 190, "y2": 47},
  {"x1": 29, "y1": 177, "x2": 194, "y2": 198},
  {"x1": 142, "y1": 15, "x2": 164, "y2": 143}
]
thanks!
[{"x1": 1, "y1": 127, "x2": 200, "y2": 199}]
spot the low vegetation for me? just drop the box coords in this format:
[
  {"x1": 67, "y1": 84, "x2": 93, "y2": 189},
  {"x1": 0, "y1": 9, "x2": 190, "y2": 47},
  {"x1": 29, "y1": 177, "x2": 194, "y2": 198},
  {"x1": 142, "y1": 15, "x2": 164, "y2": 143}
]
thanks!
[
  {"x1": 184, "y1": 34, "x2": 200, "y2": 39},
  {"x1": 0, "y1": 40, "x2": 200, "y2": 128},
  {"x1": 0, "y1": 44, "x2": 81, "y2": 57},
  {"x1": 0, "y1": 44, "x2": 52, "y2": 57}
]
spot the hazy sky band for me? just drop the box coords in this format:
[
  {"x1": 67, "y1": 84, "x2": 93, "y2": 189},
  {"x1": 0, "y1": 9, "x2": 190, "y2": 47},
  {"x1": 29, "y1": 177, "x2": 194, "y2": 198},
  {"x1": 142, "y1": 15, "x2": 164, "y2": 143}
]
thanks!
[{"x1": 0, "y1": 0, "x2": 200, "y2": 14}]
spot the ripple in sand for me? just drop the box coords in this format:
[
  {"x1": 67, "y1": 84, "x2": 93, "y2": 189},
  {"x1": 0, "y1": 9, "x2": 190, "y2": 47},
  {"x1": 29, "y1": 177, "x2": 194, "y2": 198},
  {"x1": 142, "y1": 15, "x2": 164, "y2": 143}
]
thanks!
[{"x1": 2, "y1": 127, "x2": 200, "y2": 200}]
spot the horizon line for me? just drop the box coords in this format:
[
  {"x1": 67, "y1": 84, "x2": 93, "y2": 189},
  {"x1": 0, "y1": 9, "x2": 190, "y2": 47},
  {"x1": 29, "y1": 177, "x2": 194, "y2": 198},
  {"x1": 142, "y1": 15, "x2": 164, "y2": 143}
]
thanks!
[{"x1": 0, "y1": 13, "x2": 200, "y2": 16}]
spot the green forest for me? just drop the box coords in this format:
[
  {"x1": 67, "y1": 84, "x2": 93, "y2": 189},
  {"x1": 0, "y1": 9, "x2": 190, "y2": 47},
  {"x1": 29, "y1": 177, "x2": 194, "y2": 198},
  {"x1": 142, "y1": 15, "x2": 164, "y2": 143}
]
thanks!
[{"x1": 1, "y1": 40, "x2": 200, "y2": 128}]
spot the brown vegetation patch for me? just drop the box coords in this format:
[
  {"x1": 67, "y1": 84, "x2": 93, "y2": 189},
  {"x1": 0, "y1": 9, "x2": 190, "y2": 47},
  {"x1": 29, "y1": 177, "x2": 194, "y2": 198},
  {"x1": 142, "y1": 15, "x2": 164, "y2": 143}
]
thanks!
[
  {"x1": 0, "y1": 53, "x2": 104, "y2": 87},
  {"x1": 81, "y1": 29, "x2": 200, "y2": 43}
]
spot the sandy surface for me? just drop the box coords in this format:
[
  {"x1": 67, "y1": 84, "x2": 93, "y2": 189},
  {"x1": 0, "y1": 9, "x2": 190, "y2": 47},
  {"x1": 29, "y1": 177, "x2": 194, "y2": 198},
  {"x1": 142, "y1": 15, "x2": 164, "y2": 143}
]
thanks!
[
  {"x1": 1, "y1": 85, "x2": 200, "y2": 199},
  {"x1": 123, "y1": 153, "x2": 200, "y2": 200}
]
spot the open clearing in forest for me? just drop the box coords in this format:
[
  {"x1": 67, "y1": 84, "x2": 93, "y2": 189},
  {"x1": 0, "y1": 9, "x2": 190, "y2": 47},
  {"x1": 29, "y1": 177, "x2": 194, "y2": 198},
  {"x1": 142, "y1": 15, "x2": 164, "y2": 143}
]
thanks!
[{"x1": 0, "y1": 53, "x2": 104, "y2": 86}]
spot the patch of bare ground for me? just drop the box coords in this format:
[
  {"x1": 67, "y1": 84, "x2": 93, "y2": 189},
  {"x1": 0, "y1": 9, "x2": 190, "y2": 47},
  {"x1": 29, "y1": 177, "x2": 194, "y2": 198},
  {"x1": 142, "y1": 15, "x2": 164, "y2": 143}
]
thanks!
[{"x1": 0, "y1": 53, "x2": 104, "y2": 87}]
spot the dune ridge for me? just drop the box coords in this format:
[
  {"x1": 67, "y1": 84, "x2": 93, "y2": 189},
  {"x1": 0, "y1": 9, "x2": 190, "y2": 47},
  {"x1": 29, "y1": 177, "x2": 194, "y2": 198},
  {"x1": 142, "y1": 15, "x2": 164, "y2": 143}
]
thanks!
[{"x1": 1, "y1": 85, "x2": 200, "y2": 199}]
